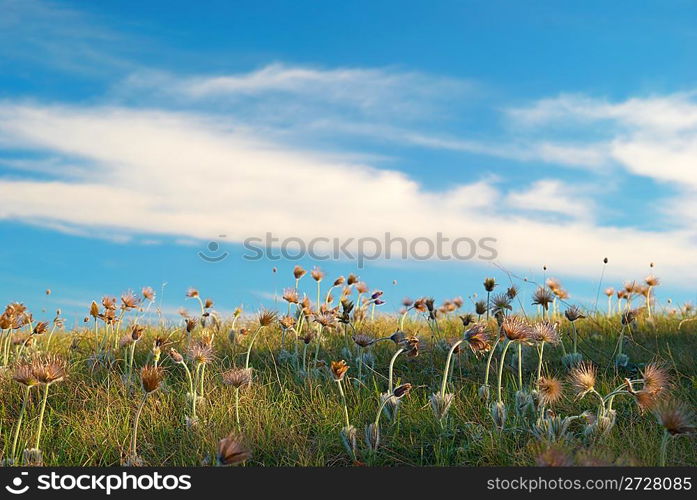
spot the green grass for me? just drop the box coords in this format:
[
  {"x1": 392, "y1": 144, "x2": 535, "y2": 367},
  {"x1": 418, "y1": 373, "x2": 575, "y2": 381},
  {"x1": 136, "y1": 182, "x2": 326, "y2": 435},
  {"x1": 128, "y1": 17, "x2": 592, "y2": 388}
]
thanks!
[{"x1": 1, "y1": 314, "x2": 695, "y2": 466}]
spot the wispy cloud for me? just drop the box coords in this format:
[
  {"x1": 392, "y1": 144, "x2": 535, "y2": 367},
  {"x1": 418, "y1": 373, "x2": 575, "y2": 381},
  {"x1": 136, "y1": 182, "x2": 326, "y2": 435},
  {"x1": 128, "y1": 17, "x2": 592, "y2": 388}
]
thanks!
[{"x1": 0, "y1": 103, "x2": 695, "y2": 286}]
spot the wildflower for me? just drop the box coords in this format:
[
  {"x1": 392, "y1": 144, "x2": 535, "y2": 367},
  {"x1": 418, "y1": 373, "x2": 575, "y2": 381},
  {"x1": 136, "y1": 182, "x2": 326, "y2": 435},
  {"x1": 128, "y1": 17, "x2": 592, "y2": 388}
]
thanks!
[
  {"x1": 31, "y1": 355, "x2": 67, "y2": 385},
  {"x1": 352, "y1": 334, "x2": 374, "y2": 348},
  {"x1": 186, "y1": 341, "x2": 214, "y2": 365},
  {"x1": 168, "y1": 348, "x2": 184, "y2": 364},
  {"x1": 142, "y1": 287, "x2": 155, "y2": 300},
  {"x1": 569, "y1": 362, "x2": 596, "y2": 399},
  {"x1": 121, "y1": 292, "x2": 140, "y2": 310},
  {"x1": 222, "y1": 367, "x2": 253, "y2": 389},
  {"x1": 537, "y1": 377, "x2": 564, "y2": 406},
  {"x1": 12, "y1": 362, "x2": 39, "y2": 387},
  {"x1": 483, "y1": 278, "x2": 496, "y2": 292},
  {"x1": 506, "y1": 285, "x2": 519, "y2": 300},
  {"x1": 140, "y1": 365, "x2": 164, "y2": 393},
  {"x1": 642, "y1": 363, "x2": 670, "y2": 394},
  {"x1": 475, "y1": 300, "x2": 487, "y2": 316},
  {"x1": 216, "y1": 434, "x2": 251, "y2": 466},
  {"x1": 463, "y1": 323, "x2": 491, "y2": 353},
  {"x1": 655, "y1": 400, "x2": 695, "y2": 436},
  {"x1": 393, "y1": 383, "x2": 412, "y2": 398},
  {"x1": 645, "y1": 275, "x2": 660, "y2": 287},
  {"x1": 331, "y1": 360, "x2": 349, "y2": 381},
  {"x1": 501, "y1": 316, "x2": 533, "y2": 343},
  {"x1": 258, "y1": 310, "x2": 277, "y2": 327},
  {"x1": 532, "y1": 287, "x2": 554, "y2": 311},
  {"x1": 460, "y1": 313, "x2": 475, "y2": 327},
  {"x1": 311, "y1": 267, "x2": 325, "y2": 282},
  {"x1": 282, "y1": 288, "x2": 299, "y2": 304},
  {"x1": 186, "y1": 288, "x2": 199, "y2": 298},
  {"x1": 564, "y1": 306, "x2": 585, "y2": 322},
  {"x1": 293, "y1": 265, "x2": 307, "y2": 280},
  {"x1": 533, "y1": 321, "x2": 560, "y2": 344}
]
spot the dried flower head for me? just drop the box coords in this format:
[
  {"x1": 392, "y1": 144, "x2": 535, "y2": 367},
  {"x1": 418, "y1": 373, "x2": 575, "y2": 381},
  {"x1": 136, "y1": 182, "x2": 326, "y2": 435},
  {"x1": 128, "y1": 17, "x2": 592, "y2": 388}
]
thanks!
[
  {"x1": 142, "y1": 286, "x2": 155, "y2": 301},
  {"x1": 258, "y1": 310, "x2": 277, "y2": 327},
  {"x1": 501, "y1": 316, "x2": 533, "y2": 343},
  {"x1": 463, "y1": 323, "x2": 491, "y2": 353},
  {"x1": 645, "y1": 275, "x2": 660, "y2": 287},
  {"x1": 604, "y1": 287, "x2": 615, "y2": 297},
  {"x1": 31, "y1": 354, "x2": 67, "y2": 385},
  {"x1": 393, "y1": 383, "x2": 412, "y2": 398},
  {"x1": 186, "y1": 288, "x2": 199, "y2": 298},
  {"x1": 222, "y1": 367, "x2": 253, "y2": 389},
  {"x1": 217, "y1": 434, "x2": 251, "y2": 466},
  {"x1": 460, "y1": 313, "x2": 475, "y2": 327},
  {"x1": 532, "y1": 287, "x2": 554, "y2": 311},
  {"x1": 483, "y1": 277, "x2": 497, "y2": 292},
  {"x1": 311, "y1": 267, "x2": 325, "y2": 282},
  {"x1": 399, "y1": 336, "x2": 420, "y2": 357},
  {"x1": 569, "y1": 362, "x2": 596, "y2": 398},
  {"x1": 533, "y1": 321, "x2": 560, "y2": 344},
  {"x1": 506, "y1": 285, "x2": 519, "y2": 300},
  {"x1": 564, "y1": 306, "x2": 585, "y2": 322},
  {"x1": 282, "y1": 288, "x2": 299, "y2": 304},
  {"x1": 642, "y1": 363, "x2": 670, "y2": 394},
  {"x1": 12, "y1": 362, "x2": 40, "y2": 387},
  {"x1": 654, "y1": 400, "x2": 696, "y2": 436},
  {"x1": 352, "y1": 334, "x2": 374, "y2": 348},
  {"x1": 168, "y1": 348, "x2": 184, "y2": 364},
  {"x1": 140, "y1": 365, "x2": 164, "y2": 393},
  {"x1": 186, "y1": 341, "x2": 214, "y2": 365},
  {"x1": 121, "y1": 292, "x2": 140, "y2": 310},
  {"x1": 330, "y1": 360, "x2": 349, "y2": 381},
  {"x1": 622, "y1": 310, "x2": 637, "y2": 325},
  {"x1": 537, "y1": 377, "x2": 564, "y2": 406},
  {"x1": 475, "y1": 300, "x2": 488, "y2": 316},
  {"x1": 293, "y1": 265, "x2": 306, "y2": 280}
]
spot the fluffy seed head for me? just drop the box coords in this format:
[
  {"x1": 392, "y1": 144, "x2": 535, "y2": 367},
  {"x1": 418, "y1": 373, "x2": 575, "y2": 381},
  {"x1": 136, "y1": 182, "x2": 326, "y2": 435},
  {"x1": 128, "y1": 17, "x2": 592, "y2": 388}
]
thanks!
[
  {"x1": 140, "y1": 365, "x2": 164, "y2": 393},
  {"x1": 501, "y1": 316, "x2": 533, "y2": 343},
  {"x1": 222, "y1": 367, "x2": 253, "y2": 389},
  {"x1": 569, "y1": 362, "x2": 596, "y2": 398},
  {"x1": 654, "y1": 400, "x2": 696, "y2": 436},
  {"x1": 217, "y1": 434, "x2": 251, "y2": 466},
  {"x1": 31, "y1": 354, "x2": 67, "y2": 385},
  {"x1": 537, "y1": 377, "x2": 564, "y2": 406}
]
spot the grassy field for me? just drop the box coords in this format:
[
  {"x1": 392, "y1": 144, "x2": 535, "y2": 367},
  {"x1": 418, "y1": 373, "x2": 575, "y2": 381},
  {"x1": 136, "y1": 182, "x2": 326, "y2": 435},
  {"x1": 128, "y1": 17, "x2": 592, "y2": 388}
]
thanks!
[{"x1": 0, "y1": 286, "x2": 696, "y2": 467}]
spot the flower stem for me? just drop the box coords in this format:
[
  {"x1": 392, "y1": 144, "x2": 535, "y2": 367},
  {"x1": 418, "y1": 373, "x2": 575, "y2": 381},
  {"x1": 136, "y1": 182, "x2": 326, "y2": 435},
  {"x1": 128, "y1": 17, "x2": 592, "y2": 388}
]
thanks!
[
  {"x1": 11, "y1": 386, "x2": 32, "y2": 461},
  {"x1": 130, "y1": 394, "x2": 148, "y2": 457},
  {"x1": 497, "y1": 340, "x2": 513, "y2": 403},
  {"x1": 441, "y1": 340, "x2": 463, "y2": 397},
  {"x1": 484, "y1": 336, "x2": 501, "y2": 387},
  {"x1": 336, "y1": 379, "x2": 350, "y2": 428},
  {"x1": 659, "y1": 430, "x2": 670, "y2": 466},
  {"x1": 34, "y1": 383, "x2": 51, "y2": 450},
  {"x1": 388, "y1": 348, "x2": 405, "y2": 393}
]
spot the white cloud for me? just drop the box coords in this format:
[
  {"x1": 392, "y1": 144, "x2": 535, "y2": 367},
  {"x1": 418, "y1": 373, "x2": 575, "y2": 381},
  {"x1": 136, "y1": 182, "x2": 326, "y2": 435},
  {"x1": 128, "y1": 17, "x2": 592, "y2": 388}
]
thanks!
[
  {"x1": 506, "y1": 179, "x2": 595, "y2": 221},
  {"x1": 0, "y1": 102, "x2": 696, "y2": 286}
]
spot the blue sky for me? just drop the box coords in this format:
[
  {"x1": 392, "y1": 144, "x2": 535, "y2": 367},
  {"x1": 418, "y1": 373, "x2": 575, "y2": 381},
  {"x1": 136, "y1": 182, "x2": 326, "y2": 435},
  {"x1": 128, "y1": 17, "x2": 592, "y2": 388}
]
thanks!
[{"x1": 2, "y1": 0, "x2": 697, "y2": 323}]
